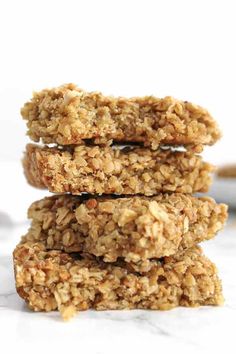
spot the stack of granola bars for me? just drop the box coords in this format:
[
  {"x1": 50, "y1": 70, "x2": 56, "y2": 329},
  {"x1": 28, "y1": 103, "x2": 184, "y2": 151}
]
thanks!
[{"x1": 13, "y1": 84, "x2": 228, "y2": 320}]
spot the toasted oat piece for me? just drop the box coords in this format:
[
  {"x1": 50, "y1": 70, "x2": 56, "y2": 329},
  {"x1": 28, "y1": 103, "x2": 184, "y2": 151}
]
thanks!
[
  {"x1": 22, "y1": 194, "x2": 227, "y2": 264},
  {"x1": 13, "y1": 241, "x2": 224, "y2": 319},
  {"x1": 21, "y1": 84, "x2": 221, "y2": 149},
  {"x1": 23, "y1": 144, "x2": 213, "y2": 195}
]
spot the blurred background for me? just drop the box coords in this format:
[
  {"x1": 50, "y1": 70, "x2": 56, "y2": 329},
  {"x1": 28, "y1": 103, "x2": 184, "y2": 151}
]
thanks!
[{"x1": 0, "y1": 0, "x2": 236, "y2": 223}]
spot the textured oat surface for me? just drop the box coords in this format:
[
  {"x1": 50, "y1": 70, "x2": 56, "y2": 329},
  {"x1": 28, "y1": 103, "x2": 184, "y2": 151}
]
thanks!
[
  {"x1": 21, "y1": 84, "x2": 221, "y2": 149},
  {"x1": 22, "y1": 194, "x2": 227, "y2": 265},
  {"x1": 13, "y1": 241, "x2": 224, "y2": 320},
  {"x1": 23, "y1": 144, "x2": 214, "y2": 195}
]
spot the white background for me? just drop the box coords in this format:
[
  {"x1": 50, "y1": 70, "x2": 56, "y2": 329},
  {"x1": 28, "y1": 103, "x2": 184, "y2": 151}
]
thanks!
[{"x1": 0, "y1": 1, "x2": 236, "y2": 353}]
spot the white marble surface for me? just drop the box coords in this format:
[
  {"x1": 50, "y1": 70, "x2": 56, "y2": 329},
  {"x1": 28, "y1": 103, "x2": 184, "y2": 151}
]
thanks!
[{"x1": 1, "y1": 162, "x2": 236, "y2": 354}]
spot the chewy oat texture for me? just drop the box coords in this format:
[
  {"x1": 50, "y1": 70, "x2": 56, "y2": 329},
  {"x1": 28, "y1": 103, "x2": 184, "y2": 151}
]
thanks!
[
  {"x1": 14, "y1": 83, "x2": 227, "y2": 320},
  {"x1": 13, "y1": 241, "x2": 224, "y2": 320},
  {"x1": 22, "y1": 194, "x2": 228, "y2": 266},
  {"x1": 23, "y1": 144, "x2": 214, "y2": 195},
  {"x1": 21, "y1": 84, "x2": 221, "y2": 149}
]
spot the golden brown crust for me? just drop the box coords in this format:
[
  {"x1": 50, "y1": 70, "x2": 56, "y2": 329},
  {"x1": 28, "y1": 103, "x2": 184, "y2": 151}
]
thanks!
[
  {"x1": 13, "y1": 241, "x2": 224, "y2": 320},
  {"x1": 21, "y1": 84, "x2": 221, "y2": 149},
  {"x1": 22, "y1": 194, "x2": 228, "y2": 264},
  {"x1": 23, "y1": 144, "x2": 214, "y2": 195}
]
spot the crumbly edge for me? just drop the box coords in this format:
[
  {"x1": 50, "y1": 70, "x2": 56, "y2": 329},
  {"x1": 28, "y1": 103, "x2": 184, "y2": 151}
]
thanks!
[
  {"x1": 23, "y1": 144, "x2": 214, "y2": 195},
  {"x1": 217, "y1": 164, "x2": 236, "y2": 178},
  {"x1": 21, "y1": 83, "x2": 221, "y2": 149},
  {"x1": 13, "y1": 241, "x2": 224, "y2": 320},
  {"x1": 22, "y1": 194, "x2": 228, "y2": 265}
]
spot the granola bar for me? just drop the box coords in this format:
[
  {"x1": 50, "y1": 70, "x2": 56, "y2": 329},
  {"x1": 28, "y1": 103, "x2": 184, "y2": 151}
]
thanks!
[
  {"x1": 217, "y1": 164, "x2": 236, "y2": 178},
  {"x1": 22, "y1": 194, "x2": 227, "y2": 264},
  {"x1": 21, "y1": 84, "x2": 221, "y2": 149},
  {"x1": 23, "y1": 144, "x2": 213, "y2": 195},
  {"x1": 13, "y1": 241, "x2": 224, "y2": 320}
]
